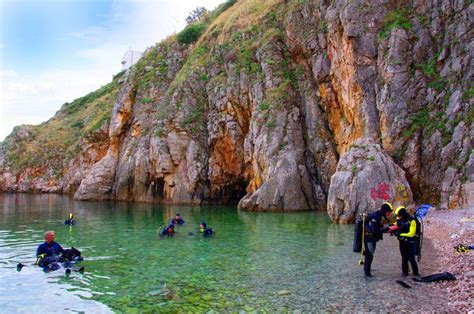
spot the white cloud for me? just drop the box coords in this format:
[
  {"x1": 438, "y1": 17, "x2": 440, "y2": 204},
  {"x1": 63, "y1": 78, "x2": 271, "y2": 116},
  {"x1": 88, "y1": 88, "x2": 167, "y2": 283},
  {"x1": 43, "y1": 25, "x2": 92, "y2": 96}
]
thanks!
[
  {"x1": 0, "y1": 69, "x2": 17, "y2": 78},
  {"x1": 0, "y1": 0, "x2": 225, "y2": 141},
  {"x1": 0, "y1": 67, "x2": 113, "y2": 140},
  {"x1": 72, "y1": 0, "x2": 224, "y2": 63}
]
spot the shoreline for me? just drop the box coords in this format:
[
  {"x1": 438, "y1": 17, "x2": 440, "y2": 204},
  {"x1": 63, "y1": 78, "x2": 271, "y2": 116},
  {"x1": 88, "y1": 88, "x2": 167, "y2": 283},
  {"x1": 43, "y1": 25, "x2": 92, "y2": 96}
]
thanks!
[{"x1": 423, "y1": 208, "x2": 473, "y2": 312}]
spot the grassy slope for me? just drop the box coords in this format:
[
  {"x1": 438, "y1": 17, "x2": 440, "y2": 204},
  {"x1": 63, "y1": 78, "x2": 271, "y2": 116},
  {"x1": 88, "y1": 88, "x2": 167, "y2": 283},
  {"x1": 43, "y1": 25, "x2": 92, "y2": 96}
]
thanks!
[{"x1": 2, "y1": 71, "x2": 123, "y2": 176}]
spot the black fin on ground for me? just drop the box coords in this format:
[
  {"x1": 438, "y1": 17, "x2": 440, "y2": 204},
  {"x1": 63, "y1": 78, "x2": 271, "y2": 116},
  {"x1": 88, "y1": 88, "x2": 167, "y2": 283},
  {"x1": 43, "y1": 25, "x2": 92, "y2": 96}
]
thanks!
[
  {"x1": 396, "y1": 280, "x2": 412, "y2": 288},
  {"x1": 411, "y1": 272, "x2": 456, "y2": 283},
  {"x1": 16, "y1": 263, "x2": 24, "y2": 272},
  {"x1": 76, "y1": 266, "x2": 85, "y2": 273},
  {"x1": 65, "y1": 269, "x2": 71, "y2": 276},
  {"x1": 422, "y1": 272, "x2": 456, "y2": 282}
]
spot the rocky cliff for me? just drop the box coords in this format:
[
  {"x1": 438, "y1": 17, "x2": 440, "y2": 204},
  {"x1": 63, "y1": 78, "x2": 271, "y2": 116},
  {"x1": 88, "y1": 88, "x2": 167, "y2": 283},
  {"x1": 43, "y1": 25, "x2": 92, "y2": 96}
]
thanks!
[{"x1": 1, "y1": 0, "x2": 473, "y2": 222}]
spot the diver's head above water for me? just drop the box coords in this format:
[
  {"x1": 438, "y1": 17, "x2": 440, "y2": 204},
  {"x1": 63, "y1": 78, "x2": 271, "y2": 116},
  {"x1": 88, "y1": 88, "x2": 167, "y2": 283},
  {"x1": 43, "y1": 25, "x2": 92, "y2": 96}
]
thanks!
[{"x1": 44, "y1": 230, "x2": 55, "y2": 244}]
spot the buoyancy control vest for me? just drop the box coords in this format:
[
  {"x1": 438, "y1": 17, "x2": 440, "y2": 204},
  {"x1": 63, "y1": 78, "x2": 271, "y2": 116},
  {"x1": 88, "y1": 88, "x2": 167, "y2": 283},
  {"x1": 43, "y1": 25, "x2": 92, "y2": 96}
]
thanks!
[
  {"x1": 397, "y1": 216, "x2": 417, "y2": 242},
  {"x1": 364, "y1": 211, "x2": 386, "y2": 242}
]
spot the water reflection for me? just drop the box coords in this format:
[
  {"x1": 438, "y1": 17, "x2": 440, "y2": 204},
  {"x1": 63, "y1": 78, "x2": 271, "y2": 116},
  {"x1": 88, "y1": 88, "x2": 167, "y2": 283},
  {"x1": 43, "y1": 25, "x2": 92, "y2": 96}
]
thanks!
[{"x1": 0, "y1": 193, "x2": 448, "y2": 312}]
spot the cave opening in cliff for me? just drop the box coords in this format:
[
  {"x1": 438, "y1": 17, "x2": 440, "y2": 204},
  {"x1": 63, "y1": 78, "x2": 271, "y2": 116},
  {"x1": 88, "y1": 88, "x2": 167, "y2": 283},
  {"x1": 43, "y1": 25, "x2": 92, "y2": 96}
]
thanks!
[
  {"x1": 152, "y1": 178, "x2": 165, "y2": 200},
  {"x1": 220, "y1": 178, "x2": 248, "y2": 204}
]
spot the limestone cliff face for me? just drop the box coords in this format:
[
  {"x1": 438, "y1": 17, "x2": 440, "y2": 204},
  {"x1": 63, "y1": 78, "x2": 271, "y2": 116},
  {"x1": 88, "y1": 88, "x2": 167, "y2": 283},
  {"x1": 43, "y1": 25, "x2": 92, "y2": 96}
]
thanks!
[{"x1": 1, "y1": 0, "x2": 472, "y2": 222}]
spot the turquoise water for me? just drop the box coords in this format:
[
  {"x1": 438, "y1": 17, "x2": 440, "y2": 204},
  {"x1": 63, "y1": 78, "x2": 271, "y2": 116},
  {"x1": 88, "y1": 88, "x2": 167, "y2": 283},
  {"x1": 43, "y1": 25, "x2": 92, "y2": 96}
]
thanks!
[{"x1": 0, "y1": 193, "x2": 448, "y2": 312}]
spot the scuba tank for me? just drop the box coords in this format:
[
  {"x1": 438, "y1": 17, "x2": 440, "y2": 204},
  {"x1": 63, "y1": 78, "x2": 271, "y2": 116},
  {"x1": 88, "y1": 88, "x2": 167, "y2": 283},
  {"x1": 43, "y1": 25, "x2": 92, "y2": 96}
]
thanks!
[{"x1": 353, "y1": 215, "x2": 363, "y2": 253}]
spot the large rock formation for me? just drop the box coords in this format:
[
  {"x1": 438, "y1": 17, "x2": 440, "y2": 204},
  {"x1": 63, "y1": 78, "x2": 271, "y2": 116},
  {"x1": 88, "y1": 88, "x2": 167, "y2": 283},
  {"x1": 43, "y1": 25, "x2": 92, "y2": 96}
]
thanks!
[
  {"x1": 1, "y1": 0, "x2": 472, "y2": 221},
  {"x1": 327, "y1": 139, "x2": 413, "y2": 223}
]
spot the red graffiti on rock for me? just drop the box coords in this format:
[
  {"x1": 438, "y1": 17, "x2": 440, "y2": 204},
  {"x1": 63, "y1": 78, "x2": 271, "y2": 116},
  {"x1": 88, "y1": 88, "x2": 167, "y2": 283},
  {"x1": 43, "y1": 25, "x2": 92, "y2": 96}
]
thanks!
[{"x1": 371, "y1": 182, "x2": 390, "y2": 200}]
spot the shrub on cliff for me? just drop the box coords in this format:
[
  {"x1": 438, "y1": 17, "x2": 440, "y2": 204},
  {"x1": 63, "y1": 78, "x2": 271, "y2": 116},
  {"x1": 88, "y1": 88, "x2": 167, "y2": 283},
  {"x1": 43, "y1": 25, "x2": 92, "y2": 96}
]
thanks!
[{"x1": 177, "y1": 22, "x2": 206, "y2": 44}]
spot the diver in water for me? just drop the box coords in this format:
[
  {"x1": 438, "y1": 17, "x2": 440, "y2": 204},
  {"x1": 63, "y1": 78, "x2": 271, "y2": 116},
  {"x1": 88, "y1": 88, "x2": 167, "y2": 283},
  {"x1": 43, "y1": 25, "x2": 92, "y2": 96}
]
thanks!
[
  {"x1": 36, "y1": 230, "x2": 64, "y2": 271},
  {"x1": 161, "y1": 223, "x2": 175, "y2": 237},
  {"x1": 363, "y1": 202, "x2": 395, "y2": 277},
  {"x1": 32, "y1": 231, "x2": 84, "y2": 273},
  {"x1": 200, "y1": 222, "x2": 214, "y2": 236},
  {"x1": 64, "y1": 213, "x2": 76, "y2": 225},
  {"x1": 174, "y1": 213, "x2": 185, "y2": 225}
]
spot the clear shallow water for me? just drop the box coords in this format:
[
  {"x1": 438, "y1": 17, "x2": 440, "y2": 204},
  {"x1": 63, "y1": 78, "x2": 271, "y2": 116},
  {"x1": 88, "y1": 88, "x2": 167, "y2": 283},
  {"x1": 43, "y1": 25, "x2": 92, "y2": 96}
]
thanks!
[{"x1": 0, "y1": 193, "x2": 448, "y2": 312}]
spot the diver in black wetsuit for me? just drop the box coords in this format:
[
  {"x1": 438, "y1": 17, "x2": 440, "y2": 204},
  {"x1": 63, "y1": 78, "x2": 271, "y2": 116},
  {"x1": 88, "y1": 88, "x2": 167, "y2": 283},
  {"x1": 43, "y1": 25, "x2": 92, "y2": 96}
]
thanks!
[
  {"x1": 36, "y1": 230, "x2": 64, "y2": 270},
  {"x1": 394, "y1": 206, "x2": 419, "y2": 276},
  {"x1": 363, "y1": 203, "x2": 394, "y2": 277},
  {"x1": 64, "y1": 213, "x2": 76, "y2": 225},
  {"x1": 200, "y1": 222, "x2": 214, "y2": 236},
  {"x1": 32, "y1": 231, "x2": 84, "y2": 273},
  {"x1": 161, "y1": 223, "x2": 175, "y2": 236},
  {"x1": 174, "y1": 213, "x2": 185, "y2": 225}
]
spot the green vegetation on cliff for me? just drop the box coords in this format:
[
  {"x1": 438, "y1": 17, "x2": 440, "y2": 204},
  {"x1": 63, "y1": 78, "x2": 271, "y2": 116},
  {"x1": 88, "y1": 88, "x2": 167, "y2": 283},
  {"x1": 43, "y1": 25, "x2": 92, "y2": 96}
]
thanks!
[
  {"x1": 1, "y1": 72, "x2": 123, "y2": 175},
  {"x1": 1, "y1": 0, "x2": 471, "y2": 211}
]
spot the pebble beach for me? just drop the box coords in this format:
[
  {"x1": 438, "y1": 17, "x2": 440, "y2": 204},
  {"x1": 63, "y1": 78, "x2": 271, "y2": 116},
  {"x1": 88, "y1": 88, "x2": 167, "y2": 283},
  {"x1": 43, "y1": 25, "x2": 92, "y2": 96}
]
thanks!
[{"x1": 423, "y1": 208, "x2": 473, "y2": 312}]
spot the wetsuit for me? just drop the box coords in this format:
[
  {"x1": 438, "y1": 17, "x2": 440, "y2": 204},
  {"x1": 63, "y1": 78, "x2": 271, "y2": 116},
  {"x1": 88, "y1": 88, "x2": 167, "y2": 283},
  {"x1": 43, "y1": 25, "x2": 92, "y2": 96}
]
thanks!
[
  {"x1": 64, "y1": 219, "x2": 76, "y2": 225},
  {"x1": 36, "y1": 241, "x2": 64, "y2": 269},
  {"x1": 199, "y1": 222, "x2": 213, "y2": 236},
  {"x1": 363, "y1": 211, "x2": 389, "y2": 276},
  {"x1": 203, "y1": 228, "x2": 213, "y2": 236},
  {"x1": 161, "y1": 225, "x2": 175, "y2": 236},
  {"x1": 396, "y1": 216, "x2": 419, "y2": 275}
]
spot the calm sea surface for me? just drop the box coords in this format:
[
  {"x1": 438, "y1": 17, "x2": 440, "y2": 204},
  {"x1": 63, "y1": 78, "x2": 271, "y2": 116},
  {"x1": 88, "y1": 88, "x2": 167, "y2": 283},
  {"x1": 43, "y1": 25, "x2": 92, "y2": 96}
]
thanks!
[{"x1": 0, "y1": 193, "x2": 447, "y2": 312}]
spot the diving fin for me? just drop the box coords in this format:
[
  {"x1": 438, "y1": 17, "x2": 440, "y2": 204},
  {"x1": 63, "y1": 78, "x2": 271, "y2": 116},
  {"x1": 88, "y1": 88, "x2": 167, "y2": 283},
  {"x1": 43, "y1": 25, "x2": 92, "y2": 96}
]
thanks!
[
  {"x1": 16, "y1": 263, "x2": 25, "y2": 272},
  {"x1": 396, "y1": 280, "x2": 412, "y2": 288},
  {"x1": 65, "y1": 268, "x2": 71, "y2": 276},
  {"x1": 411, "y1": 272, "x2": 456, "y2": 283}
]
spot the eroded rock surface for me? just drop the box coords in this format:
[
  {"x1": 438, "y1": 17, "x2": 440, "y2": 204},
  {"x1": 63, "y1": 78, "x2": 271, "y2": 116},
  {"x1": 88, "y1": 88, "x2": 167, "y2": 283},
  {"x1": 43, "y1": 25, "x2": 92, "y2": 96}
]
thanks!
[
  {"x1": 327, "y1": 139, "x2": 413, "y2": 223},
  {"x1": 1, "y1": 1, "x2": 472, "y2": 220}
]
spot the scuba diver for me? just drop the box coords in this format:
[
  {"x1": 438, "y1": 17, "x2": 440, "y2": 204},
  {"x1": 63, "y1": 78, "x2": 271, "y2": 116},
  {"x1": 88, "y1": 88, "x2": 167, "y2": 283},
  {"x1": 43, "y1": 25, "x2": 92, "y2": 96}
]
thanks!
[
  {"x1": 392, "y1": 206, "x2": 419, "y2": 276},
  {"x1": 36, "y1": 230, "x2": 64, "y2": 271},
  {"x1": 161, "y1": 223, "x2": 175, "y2": 237},
  {"x1": 30, "y1": 231, "x2": 84, "y2": 273},
  {"x1": 361, "y1": 202, "x2": 394, "y2": 277},
  {"x1": 199, "y1": 222, "x2": 214, "y2": 236},
  {"x1": 64, "y1": 213, "x2": 76, "y2": 225},
  {"x1": 174, "y1": 213, "x2": 185, "y2": 225}
]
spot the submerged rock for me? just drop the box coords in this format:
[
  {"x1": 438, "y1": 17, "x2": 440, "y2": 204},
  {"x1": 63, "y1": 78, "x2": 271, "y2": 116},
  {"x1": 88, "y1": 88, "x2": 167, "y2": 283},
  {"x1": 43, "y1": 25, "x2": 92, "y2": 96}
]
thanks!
[{"x1": 277, "y1": 290, "x2": 291, "y2": 296}]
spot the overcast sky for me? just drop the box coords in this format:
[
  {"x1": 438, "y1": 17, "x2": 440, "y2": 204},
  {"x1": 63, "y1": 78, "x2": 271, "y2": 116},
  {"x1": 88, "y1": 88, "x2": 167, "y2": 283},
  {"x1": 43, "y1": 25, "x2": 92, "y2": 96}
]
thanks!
[{"x1": 0, "y1": 0, "x2": 224, "y2": 141}]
